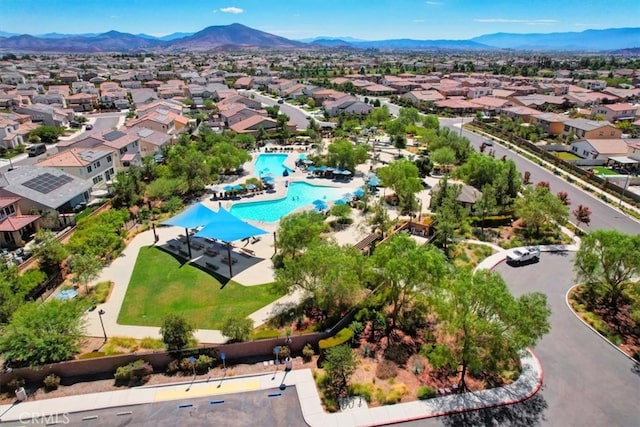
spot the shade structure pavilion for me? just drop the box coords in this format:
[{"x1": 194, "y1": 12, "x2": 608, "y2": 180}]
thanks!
[
  {"x1": 161, "y1": 202, "x2": 218, "y2": 259},
  {"x1": 194, "y1": 208, "x2": 268, "y2": 277}
]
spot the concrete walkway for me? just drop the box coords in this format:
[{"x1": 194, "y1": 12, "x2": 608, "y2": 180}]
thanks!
[{"x1": 0, "y1": 350, "x2": 542, "y2": 426}]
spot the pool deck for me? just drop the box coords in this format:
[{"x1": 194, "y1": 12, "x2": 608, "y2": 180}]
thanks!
[{"x1": 82, "y1": 150, "x2": 410, "y2": 343}]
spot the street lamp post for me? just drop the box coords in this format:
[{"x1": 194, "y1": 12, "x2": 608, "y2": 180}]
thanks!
[
  {"x1": 272, "y1": 346, "x2": 280, "y2": 380},
  {"x1": 98, "y1": 309, "x2": 107, "y2": 342},
  {"x1": 619, "y1": 173, "x2": 631, "y2": 208},
  {"x1": 220, "y1": 352, "x2": 226, "y2": 371}
]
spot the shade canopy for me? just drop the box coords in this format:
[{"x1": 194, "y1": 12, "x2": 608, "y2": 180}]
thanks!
[
  {"x1": 162, "y1": 202, "x2": 218, "y2": 229},
  {"x1": 334, "y1": 199, "x2": 347, "y2": 205},
  {"x1": 353, "y1": 188, "x2": 365, "y2": 197},
  {"x1": 246, "y1": 183, "x2": 257, "y2": 190},
  {"x1": 194, "y1": 208, "x2": 268, "y2": 242}
]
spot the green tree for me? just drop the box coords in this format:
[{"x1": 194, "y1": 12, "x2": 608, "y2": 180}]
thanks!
[
  {"x1": 0, "y1": 300, "x2": 85, "y2": 367},
  {"x1": 167, "y1": 145, "x2": 211, "y2": 193},
  {"x1": 431, "y1": 147, "x2": 456, "y2": 174},
  {"x1": 326, "y1": 139, "x2": 368, "y2": 172},
  {"x1": 370, "y1": 233, "x2": 448, "y2": 330},
  {"x1": 330, "y1": 203, "x2": 352, "y2": 225},
  {"x1": 377, "y1": 159, "x2": 422, "y2": 214},
  {"x1": 28, "y1": 125, "x2": 65, "y2": 144},
  {"x1": 276, "y1": 241, "x2": 365, "y2": 319},
  {"x1": 422, "y1": 115, "x2": 439, "y2": 130},
  {"x1": 69, "y1": 254, "x2": 102, "y2": 294},
  {"x1": 514, "y1": 185, "x2": 569, "y2": 236},
  {"x1": 574, "y1": 230, "x2": 640, "y2": 315},
  {"x1": 368, "y1": 198, "x2": 393, "y2": 237},
  {"x1": 276, "y1": 211, "x2": 328, "y2": 260},
  {"x1": 430, "y1": 269, "x2": 550, "y2": 391},
  {"x1": 366, "y1": 105, "x2": 390, "y2": 127},
  {"x1": 32, "y1": 229, "x2": 67, "y2": 275},
  {"x1": 322, "y1": 345, "x2": 358, "y2": 400},
  {"x1": 474, "y1": 184, "x2": 498, "y2": 235},
  {"x1": 431, "y1": 179, "x2": 466, "y2": 254},
  {"x1": 111, "y1": 170, "x2": 144, "y2": 208},
  {"x1": 221, "y1": 316, "x2": 254, "y2": 342},
  {"x1": 160, "y1": 314, "x2": 196, "y2": 352},
  {"x1": 398, "y1": 107, "x2": 420, "y2": 124}
]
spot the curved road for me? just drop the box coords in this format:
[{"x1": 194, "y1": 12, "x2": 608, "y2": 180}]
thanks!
[
  {"x1": 245, "y1": 91, "x2": 333, "y2": 131},
  {"x1": 411, "y1": 253, "x2": 640, "y2": 426}
]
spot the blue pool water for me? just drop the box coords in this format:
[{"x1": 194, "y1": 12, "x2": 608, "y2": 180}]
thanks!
[
  {"x1": 254, "y1": 153, "x2": 293, "y2": 177},
  {"x1": 230, "y1": 181, "x2": 347, "y2": 222}
]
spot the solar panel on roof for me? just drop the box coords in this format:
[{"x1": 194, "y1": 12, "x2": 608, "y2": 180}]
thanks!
[
  {"x1": 23, "y1": 173, "x2": 73, "y2": 194},
  {"x1": 103, "y1": 130, "x2": 126, "y2": 141}
]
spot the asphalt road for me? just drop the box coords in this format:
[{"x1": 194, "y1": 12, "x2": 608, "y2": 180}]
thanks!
[
  {"x1": 405, "y1": 253, "x2": 640, "y2": 427},
  {"x1": 1, "y1": 386, "x2": 307, "y2": 427}
]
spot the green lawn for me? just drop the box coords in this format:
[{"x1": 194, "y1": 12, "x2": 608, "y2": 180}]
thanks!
[
  {"x1": 118, "y1": 247, "x2": 284, "y2": 330},
  {"x1": 555, "y1": 152, "x2": 581, "y2": 160},
  {"x1": 592, "y1": 166, "x2": 617, "y2": 176}
]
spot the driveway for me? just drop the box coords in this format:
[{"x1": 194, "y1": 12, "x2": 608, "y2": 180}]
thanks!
[{"x1": 245, "y1": 91, "x2": 333, "y2": 130}]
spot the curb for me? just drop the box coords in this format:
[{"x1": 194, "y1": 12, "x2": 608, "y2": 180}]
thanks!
[
  {"x1": 372, "y1": 349, "x2": 544, "y2": 426},
  {"x1": 564, "y1": 285, "x2": 638, "y2": 364}
]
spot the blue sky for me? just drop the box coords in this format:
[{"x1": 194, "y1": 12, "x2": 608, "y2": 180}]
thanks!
[{"x1": 1, "y1": 0, "x2": 638, "y2": 40}]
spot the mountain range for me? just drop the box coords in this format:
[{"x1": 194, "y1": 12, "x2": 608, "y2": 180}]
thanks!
[{"x1": 0, "y1": 24, "x2": 637, "y2": 53}]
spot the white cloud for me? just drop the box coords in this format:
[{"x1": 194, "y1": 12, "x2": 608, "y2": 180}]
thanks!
[
  {"x1": 425, "y1": 1, "x2": 442, "y2": 5},
  {"x1": 220, "y1": 6, "x2": 244, "y2": 14},
  {"x1": 475, "y1": 18, "x2": 558, "y2": 24},
  {"x1": 413, "y1": 19, "x2": 425, "y2": 23}
]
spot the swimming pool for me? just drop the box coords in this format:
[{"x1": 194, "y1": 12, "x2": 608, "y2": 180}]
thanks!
[
  {"x1": 254, "y1": 153, "x2": 293, "y2": 177},
  {"x1": 230, "y1": 181, "x2": 347, "y2": 222}
]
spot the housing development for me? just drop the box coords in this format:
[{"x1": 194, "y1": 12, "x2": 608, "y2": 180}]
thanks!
[{"x1": 0, "y1": 19, "x2": 639, "y2": 427}]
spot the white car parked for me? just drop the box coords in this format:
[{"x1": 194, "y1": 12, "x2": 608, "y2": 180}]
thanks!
[{"x1": 506, "y1": 247, "x2": 540, "y2": 266}]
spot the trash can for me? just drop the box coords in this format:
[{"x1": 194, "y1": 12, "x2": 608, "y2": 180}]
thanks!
[
  {"x1": 15, "y1": 387, "x2": 27, "y2": 401},
  {"x1": 285, "y1": 357, "x2": 292, "y2": 371}
]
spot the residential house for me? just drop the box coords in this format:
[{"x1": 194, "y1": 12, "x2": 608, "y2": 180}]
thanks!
[
  {"x1": 0, "y1": 166, "x2": 92, "y2": 215},
  {"x1": 594, "y1": 103, "x2": 638, "y2": 122},
  {"x1": 36, "y1": 148, "x2": 116, "y2": 186},
  {"x1": 530, "y1": 113, "x2": 567, "y2": 136},
  {"x1": 58, "y1": 129, "x2": 141, "y2": 169},
  {"x1": 99, "y1": 82, "x2": 130, "y2": 110},
  {"x1": 323, "y1": 95, "x2": 373, "y2": 117},
  {"x1": 578, "y1": 79, "x2": 607, "y2": 91},
  {"x1": 0, "y1": 196, "x2": 40, "y2": 248},
  {"x1": 14, "y1": 104, "x2": 73, "y2": 127},
  {"x1": 130, "y1": 88, "x2": 159, "y2": 107},
  {"x1": 562, "y1": 118, "x2": 622, "y2": 140},
  {"x1": 136, "y1": 99, "x2": 184, "y2": 118},
  {"x1": 126, "y1": 109, "x2": 190, "y2": 136},
  {"x1": 216, "y1": 94, "x2": 262, "y2": 111},
  {"x1": 219, "y1": 104, "x2": 262, "y2": 128},
  {"x1": 127, "y1": 127, "x2": 172, "y2": 157},
  {"x1": 233, "y1": 76, "x2": 254, "y2": 89},
  {"x1": 361, "y1": 84, "x2": 397, "y2": 96},
  {"x1": 0, "y1": 72, "x2": 25, "y2": 85},
  {"x1": 401, "y1": 89, "x2": 445, "y2": 106},
  {"x1": 229, "y1": 115, "x2": 296, "y2": 136},
  {"x1": 0, "y1": 113, "x2": 36, "y2": 149},
  {"x1": 501, "y1": 106, "x2": 542, "y2": 123},
  {"x1": 430, "y1": 182, "x2": 482, "y2": 210},
  {"x1": 569, "y1": 138, "x2": 629, "y2": 164},
  {"x1": 466, "y1": 87, "x2": 493, "y2": 99},
  {"x1": 66, "y1": 92, "x2": 99, "y2": 112}
]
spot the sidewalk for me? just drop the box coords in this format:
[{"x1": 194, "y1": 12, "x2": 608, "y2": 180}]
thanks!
[{"x1": 0, "y1": 351, "x2": 542, "y2": 426}]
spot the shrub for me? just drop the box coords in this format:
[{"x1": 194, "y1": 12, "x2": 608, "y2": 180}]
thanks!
[
  {"x1": 196, "y1": 354, "x2": 214, "y2": 373},
  {"x1": 376, "y1": 360, "x2": 398, "y2": 380},
  {"x1": 386, "y1": 383, "x2": 409, "y2": 404},
  {"x1": 275, "y1": 345, "x2": 291, "y2": 360},
  {"x1": 140, "y1": 337, "x2": 164, "y2": 350},
  {"x1": 114, "y1": 359, "x2": 153, "y2": 386},
  {"x1": 7, "y1": 376, "x2": 25, "y2": 392},
  {"x1": 302, "y1": 344, "x2": 315, "y2": 362},
  {"x1": 417, "y1": 385, "x2": 437, "y2": 400},
  {"x1": 77, "y1": 351, "x2": 106, "y2": 359},
  {"x1": 354, "y1": 308, "x2": 369, "y2": 322},
  {"x1": 384, "y1": 344, "x2": 411, "y2": 366},
  {"x1": 91, "y1": 281, "x2": 112, "y2": 304},
  {"x1": 221, "y1": 316, "x2": 254, "y2": 343},
  {"x1": 43, "y1": 374, "x2": 61, "y2": 391},
  {"x1": 318, "y1": 328, "x2": 354, "y2": 350},
  {"x1": 348, "y1": 382, "x2": 374, "y2": 402},
  {"x1": 349, "y1": 320, "x2": 364, "y2": 340},
  {"x1": 362, "y1": 345, "x2": 374, "y2": 358},
  {"x1": 166, "y1": 359, "x2": 181, "y2": 376}
]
